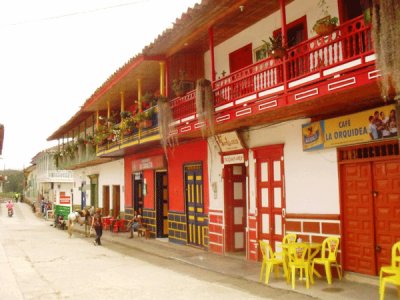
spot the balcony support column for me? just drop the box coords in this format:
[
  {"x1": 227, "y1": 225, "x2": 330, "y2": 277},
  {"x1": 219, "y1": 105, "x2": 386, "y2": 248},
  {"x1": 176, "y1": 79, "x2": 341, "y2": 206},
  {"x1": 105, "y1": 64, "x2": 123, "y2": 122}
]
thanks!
[
  {"x1": 137, "y1": 78, "x2": 142, "y2": 113},
  {"x1": 280, "y1": 0, "x2": 288, "y2": 103},
  {"x1": 120, "y1": 91, "x2": 125, "y2": 112},
  {"x1": 208, "y1": 26, "x2": 216, "y2": 84},
  {"x1": 160, "y1": 61, "x2": 166, "y2": 96}
]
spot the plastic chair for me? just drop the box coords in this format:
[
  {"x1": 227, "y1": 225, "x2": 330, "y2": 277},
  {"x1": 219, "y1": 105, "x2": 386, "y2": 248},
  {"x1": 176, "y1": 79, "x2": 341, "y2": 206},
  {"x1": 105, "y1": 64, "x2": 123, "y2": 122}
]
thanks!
[
  {"x1": 379, "y1": 241, "x2": 400, "y2": 300},
  {"x1": 287, "y1": 243, "x2": 311, "y2": 289},
  {"x1": 379, "y1": 274, "x2": 400, "y2": 300},
  {"x1": 311, "y1": 237, "x2": 342, "y2": 284},
  {"x1": 283, "y1": 233, "x2": 297, "y2": 244},
  {"x1": 102, "y1": 217, "x2": 111, "y2": 230},
  {"x1": 380, "y1": 241, "x2": 400, "y2": 280},
  {"x1": 259, "y1": 240, "x2": 284, "y2": 284}
]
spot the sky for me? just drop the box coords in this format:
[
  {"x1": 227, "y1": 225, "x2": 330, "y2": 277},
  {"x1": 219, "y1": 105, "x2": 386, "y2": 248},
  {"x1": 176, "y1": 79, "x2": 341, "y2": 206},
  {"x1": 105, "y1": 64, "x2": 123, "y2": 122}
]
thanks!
[{"x1": 0, "y1": 0, "x2": 200, "y2": 170}]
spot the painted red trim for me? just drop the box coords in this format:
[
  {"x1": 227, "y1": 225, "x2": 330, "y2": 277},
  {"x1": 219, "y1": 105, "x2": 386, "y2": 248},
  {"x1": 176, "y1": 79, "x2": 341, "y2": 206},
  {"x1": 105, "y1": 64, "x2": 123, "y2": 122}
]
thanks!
[
  {"x1": 209, "y1": 26, "x2": 216, "y2": 84},
  {"x1": 285, "y1": 213, "x2": 340, "y2": 220}
]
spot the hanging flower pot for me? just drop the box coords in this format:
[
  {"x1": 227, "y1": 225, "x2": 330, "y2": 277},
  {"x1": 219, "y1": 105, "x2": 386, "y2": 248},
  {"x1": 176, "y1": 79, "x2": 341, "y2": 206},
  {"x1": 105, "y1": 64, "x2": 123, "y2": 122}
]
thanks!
[{"x1": 312, "y1": 16, "x2": 338, "y2": 36}]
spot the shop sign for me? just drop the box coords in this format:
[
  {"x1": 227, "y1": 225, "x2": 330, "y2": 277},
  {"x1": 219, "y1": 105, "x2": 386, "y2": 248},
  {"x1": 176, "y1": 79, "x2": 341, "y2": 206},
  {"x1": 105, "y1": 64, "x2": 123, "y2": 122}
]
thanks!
[
  {"x1": 59, "y1": 192, "x2": 71, "y2": 205},
  {"x1": 132, "y1": 155, "x2": 166, "y2": 171},
  {"x1": 303, "y1": 104, "x2": 397, "y2": 151},
  {"x1": 223, "y1": 153, "x2": 245, "y2": 165},
  {"x1": 215, "y1": 131, "x2": 244, "y2": 152}
]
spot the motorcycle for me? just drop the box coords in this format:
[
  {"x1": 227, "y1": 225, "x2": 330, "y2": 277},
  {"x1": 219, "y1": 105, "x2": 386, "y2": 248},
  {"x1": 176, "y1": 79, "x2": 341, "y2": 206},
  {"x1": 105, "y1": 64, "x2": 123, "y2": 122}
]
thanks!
[{"x1": 8, "y1": 208, "x2": 13, "y2": 217}]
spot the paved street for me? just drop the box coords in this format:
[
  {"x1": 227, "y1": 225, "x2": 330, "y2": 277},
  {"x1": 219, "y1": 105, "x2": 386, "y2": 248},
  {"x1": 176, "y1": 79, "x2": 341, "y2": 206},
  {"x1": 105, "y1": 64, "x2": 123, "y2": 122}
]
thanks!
[{"x1": 0, "y1": 202, "x2": 310, "y2": 300}]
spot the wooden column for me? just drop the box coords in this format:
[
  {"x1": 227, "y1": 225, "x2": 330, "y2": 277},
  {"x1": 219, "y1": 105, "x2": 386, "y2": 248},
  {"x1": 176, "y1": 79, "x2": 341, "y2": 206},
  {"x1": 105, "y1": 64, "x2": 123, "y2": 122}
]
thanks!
[
  {"x1": 280, "y1": 0, "x2": 288, "y2": 103},
  {"x1": 137, "y1": 78, "x2": 142, "y2": 113},
  {"x1": 160, "y1": 61, "x2": 166, "y2": 96},
  {"x1": 120, "y1": 91, "x2": 125, "y2": 112}
]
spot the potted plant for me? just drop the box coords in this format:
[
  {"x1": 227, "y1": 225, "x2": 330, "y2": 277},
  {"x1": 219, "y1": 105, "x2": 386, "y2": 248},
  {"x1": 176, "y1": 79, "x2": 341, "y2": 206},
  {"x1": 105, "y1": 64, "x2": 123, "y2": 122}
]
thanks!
[
  {"x1": 262, "y1": 35, "x2": 286, "y2": 59},
  {"x1": 172, "y1": 69, "x2": 187, "y2": 97},
  {"x1": 312, "y1": 0, "x2": 339, "y2": 36}
]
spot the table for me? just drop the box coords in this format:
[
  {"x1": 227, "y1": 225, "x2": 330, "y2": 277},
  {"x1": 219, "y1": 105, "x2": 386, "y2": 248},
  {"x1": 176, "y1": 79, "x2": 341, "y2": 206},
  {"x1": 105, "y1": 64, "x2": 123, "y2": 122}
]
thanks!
[{"x1": 281, "y1": 242, "x2": 322, "y2": 280}]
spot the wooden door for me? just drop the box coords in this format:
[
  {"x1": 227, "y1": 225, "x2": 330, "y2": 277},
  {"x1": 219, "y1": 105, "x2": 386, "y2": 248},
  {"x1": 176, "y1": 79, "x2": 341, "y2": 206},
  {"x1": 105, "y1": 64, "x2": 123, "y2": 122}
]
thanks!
[
  {"x1": 103, "y1": 186, "x2": 110, "y2": 216},
  {"x1": 224, "y1": 164, "x2": 247, "y2": 252},
  {"x1": 373, "y1": 160, "x2": 400, "y2": 271},
  {"x1": 156, "y1": 171, "x2": 169, "y2": 238},
  {"x1": 341, "y1": 163, "x2": 376, "y2": 275},
  {"x1": 341, "y1": 159, "x2": 400, "y2": 275},
  {"x1": 254, "y1": 145, "x2": 285, "y2": 252},
  {"x1": 185, "y1": 163, "x2": 206, "y2": 247},
  {"x1": 112, "y1": 185, "x2": 120, "y2": 218}
]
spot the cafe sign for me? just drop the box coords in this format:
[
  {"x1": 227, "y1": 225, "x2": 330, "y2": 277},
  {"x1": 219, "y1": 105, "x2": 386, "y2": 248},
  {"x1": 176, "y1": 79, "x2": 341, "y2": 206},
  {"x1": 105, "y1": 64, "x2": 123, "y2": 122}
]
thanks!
[
  {"x1": 132, "y1": 155, "x2": 166, "y2": 171},
  {"x1": 223, "y1": 153, "x2": 245, "y2": 165},
  {"x1": 215, "y1": 131, "x2": 244, "y2": 152},
  {"x1": 302, "y1": 104, "x2": 397, "y2": 151}
]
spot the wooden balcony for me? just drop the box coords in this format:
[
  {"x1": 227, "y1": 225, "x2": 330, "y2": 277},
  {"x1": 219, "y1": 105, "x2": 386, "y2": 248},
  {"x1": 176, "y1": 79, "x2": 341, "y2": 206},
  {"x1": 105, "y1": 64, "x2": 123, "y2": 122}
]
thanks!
[
  {"x1": 95, "y1": 16, "x2": 381, "y2": 157},
  {"x1": 170, "y1": 16, "x2": 380, "y2": 137}
]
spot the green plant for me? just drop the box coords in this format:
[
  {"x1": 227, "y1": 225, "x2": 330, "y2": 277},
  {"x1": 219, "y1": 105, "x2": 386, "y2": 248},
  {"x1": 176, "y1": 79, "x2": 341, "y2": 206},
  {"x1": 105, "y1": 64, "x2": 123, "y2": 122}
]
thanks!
[
  {"x1": 312, "y1": 0, "x2": 339, "y2": 35},
  {"x1": 262, "y1": 35, "x2": 286, "y2": 59},
  {"x1": 120, "y1": 110, "x2": 132, "y2": 119},
  {"x1": 77, "y1": 137, "x2": 85, "y2": 145},
  {"x1": 172, "y1": 70, "x2": 187, "y2": 97}
]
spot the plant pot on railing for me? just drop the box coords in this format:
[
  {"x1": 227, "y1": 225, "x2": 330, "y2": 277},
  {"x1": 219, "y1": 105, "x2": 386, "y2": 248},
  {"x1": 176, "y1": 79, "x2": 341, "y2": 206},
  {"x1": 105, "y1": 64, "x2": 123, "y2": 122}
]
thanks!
[
  {"x1": 313, "y1": 16, "x2": 338, "y2": 36},
  {"x1": 269, "y1": 48, "x2": 286, "y2": 59}
]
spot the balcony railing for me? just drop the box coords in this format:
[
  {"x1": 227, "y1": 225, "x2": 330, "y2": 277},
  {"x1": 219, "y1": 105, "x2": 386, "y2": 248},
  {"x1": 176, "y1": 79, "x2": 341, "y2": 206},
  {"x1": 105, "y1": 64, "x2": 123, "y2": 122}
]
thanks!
[
  {"x1": 97, "y1": 106, "x2": 159, "y2": 154},
  {"x1": 171, "y1": 15, "x2": 374, "y2": 120},
  {"x1": 58, "y1": 144, "x2": 97, "y2": 169}
]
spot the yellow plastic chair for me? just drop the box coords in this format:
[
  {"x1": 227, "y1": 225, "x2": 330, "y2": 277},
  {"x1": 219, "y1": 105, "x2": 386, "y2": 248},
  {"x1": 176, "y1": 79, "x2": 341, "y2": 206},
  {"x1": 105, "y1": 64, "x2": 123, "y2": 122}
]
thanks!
[
  {"x1": 283, "y1": 233, "x2": 297, "y2": 244},
  {"x1": 379, "y1": 274, "x2": 400, "y2": 300},
  {"x1": 287, "y1": 243, "x2": 311, "y2": 289},
  {"x1": 280, "y1": 233, "x2": 297, "y2": 280},
  {"x1": 380, "y1": 241, "x2": 400, "y2": 280},
  {"x1": 379, "y1": 241, "x2": 400, "y2": 300},
  {"x1": 259, "y1": 240, "x2": 284, "y2": 284},
  {"x1": 311, "y1": 237, "x2": 342, "y2": 284}
]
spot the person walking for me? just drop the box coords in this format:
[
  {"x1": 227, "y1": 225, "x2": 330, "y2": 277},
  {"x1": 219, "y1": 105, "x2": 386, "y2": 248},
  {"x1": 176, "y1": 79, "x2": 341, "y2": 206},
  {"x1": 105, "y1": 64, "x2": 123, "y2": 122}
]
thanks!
[{"x1": 91, "y1": 208, "x2": 103, "y2": 246}]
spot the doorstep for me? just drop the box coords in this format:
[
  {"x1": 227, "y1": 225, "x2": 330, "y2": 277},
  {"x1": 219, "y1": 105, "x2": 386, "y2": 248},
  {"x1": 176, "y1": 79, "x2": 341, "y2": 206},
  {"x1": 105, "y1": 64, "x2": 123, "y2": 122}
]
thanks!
[{"x1": 344, "y1": 271, "x2": 379, "y2": 287}]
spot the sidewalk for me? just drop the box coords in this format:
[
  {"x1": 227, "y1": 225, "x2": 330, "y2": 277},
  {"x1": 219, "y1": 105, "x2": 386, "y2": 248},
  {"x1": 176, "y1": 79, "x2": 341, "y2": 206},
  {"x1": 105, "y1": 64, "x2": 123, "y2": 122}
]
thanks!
[{"x1": 68, "y1": 223, "x2": 397, "y2": 300}]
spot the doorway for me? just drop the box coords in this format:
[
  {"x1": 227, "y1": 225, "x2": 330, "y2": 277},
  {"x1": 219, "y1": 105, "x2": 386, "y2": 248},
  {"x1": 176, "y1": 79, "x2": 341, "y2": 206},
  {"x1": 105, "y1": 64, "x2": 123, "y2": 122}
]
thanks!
[
  {"x1": 156, "y1": 171, "x2": 169, "y2": 238},
  {"x1": 112, "y1": 185, "x2": 120, "y2": 218},
  {"x1": 184, "y1": 163, "x2": 206, "y2": 248},
  {"x1": 132, "y1": 173, "x2": 143, "y2": 213},
  {"x1": 340, "y1": 143, "x2": 400, "y2": 275},
  {"x1": 253, "y1": 145, "x2": 286, "y2": 253},
  {"x1": 224, "y1": 164, "x2": 247, "y2": 254},
  {"x1": 103, "y1": 186, "x2": 110, "y2": 216},
  {"x1": 89, "y1": 175, "x2": 99, "y2": 208}
]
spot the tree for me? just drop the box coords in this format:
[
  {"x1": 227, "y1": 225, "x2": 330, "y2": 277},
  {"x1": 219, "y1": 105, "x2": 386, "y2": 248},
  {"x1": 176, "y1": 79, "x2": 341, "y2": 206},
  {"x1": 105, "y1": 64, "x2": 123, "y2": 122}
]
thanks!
[{"x1": 1, "y1": 169, "x2": 23, "y2": 193}]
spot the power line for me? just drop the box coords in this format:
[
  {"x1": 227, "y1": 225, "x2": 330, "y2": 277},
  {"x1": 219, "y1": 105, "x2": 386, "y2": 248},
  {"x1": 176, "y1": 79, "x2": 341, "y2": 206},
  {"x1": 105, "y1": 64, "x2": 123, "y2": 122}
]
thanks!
[{"x1": 2, "y1": 0, "x2": 148, "y2": 27}]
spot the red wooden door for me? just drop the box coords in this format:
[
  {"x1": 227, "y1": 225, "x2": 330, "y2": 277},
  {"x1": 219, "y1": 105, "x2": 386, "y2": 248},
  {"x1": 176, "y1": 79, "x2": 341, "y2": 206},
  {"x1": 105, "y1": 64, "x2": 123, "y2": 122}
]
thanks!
[
  {"x1": 342, "y1": 159, "x2": 400, "y2": 275},
  {"x1": 254, "y1": 145, "x2": 285, "y2": 251},
  {"x1": 224, "y1": 164, "x2": 246, "y2": 252},
  {"x1": 341, "y1": 163, "x2": 376, "y2": 275},
  {"x1": 373, "y1": 160, "x2": 400, "y2": 271}
]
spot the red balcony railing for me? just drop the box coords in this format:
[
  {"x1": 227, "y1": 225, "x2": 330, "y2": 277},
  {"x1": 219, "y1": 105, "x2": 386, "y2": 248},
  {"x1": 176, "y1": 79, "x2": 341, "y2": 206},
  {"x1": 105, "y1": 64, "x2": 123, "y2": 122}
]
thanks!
[{"x1": 171, "y1": 15, "x2": 373, "y2": 121}]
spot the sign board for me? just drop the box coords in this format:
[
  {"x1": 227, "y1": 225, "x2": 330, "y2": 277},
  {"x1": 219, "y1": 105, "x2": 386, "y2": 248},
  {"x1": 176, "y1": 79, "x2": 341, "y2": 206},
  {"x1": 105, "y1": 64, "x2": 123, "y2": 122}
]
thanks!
[
  {"x1": 132, "y1": 155, "x2": 166, "y2": 172},
  {"x1": 303, "y1": 104, "x2": 398, "y2": 151},
  {"x1": 215, "y1": 131, "x2": 244, "y2": 152},
  {"x1": 223, "y1": 153, "x2": 245, "y2": 165}
]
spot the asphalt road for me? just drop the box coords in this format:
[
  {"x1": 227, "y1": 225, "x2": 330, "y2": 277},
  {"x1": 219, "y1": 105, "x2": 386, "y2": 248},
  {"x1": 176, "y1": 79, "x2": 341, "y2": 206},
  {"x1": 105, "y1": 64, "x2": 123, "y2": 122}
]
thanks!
[{"x1": 0, "y1": 201, "x2": 312, "y2": 300}]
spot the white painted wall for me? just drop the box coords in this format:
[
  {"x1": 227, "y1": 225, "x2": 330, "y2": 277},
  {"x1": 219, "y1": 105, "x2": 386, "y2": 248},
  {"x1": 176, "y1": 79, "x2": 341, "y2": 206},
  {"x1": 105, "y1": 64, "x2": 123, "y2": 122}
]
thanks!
[
  {"x1": 207, "y1": 138, "x2": 225, "y2": 211},
  {"x1": 204, "y1": 0, "x2": 339, "y2": 79},
  {"x1": 73, "y1": 159, "x2": 125, "y2": 211},
  {"x1": 244, "y1": 119, "x2": 340, "y2": 215}
]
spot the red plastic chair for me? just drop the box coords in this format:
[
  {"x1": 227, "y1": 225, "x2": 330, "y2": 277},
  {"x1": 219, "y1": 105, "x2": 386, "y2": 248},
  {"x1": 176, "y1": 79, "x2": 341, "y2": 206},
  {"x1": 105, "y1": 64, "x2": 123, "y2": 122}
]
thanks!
[
  {"x1": 119, "y1": 219, "x2": 126, "y2": 232},
  {"x1": 102, "y1": 217, "x2": 111, "y2": 230}
]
